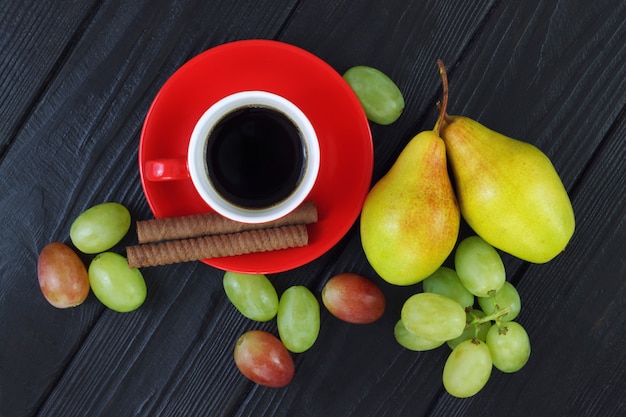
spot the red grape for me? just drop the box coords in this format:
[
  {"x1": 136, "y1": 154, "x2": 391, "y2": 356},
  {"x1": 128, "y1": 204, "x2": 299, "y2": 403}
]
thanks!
[
  {"x1": 234, "y1": 330, "x2": 295, "y2": 387},
  {"x1": 321, "y1": 273, "x2": 386, "y2": 324},
  {"x1": 37, "y1": 242, "x2": 90, "y2": 308}
]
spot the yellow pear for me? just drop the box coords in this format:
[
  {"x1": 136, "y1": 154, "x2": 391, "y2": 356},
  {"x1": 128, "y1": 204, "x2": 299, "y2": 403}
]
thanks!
[
  {"x1": 440, "y1": 116, "x2": 575, "y2": 263},
  {"x1": 360, "y1": 118, "x2": 460, "y2": 285}
]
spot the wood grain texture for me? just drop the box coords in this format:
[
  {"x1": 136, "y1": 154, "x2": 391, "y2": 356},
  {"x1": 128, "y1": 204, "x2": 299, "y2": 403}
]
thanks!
[
  {"x1": 0, "y1": 0, "x2": 624, "y2": 416},
  {"x1": 0, "y1": 1, "x2": 102, "y2": 156},
  {"x1": 0, "y1": 0, "x2": 301, "y2": 415}
]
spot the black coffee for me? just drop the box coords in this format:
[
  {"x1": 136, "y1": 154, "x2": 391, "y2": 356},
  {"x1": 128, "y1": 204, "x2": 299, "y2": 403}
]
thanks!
[{"x1": 205, "y1": 106, "x2": 305, "y2": 209}]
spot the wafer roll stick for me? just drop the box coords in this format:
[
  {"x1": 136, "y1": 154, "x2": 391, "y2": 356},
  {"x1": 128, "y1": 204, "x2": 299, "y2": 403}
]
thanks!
[
  {"x1": 137, "y1": 201, "x2": 317, "y2": 243},
  {"x1": 127, "y1": 224, "x2": 308, "y2": 268}
]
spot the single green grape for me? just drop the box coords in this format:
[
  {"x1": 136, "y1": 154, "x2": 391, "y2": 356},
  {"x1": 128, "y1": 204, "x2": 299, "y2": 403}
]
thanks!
[
  {"x1": 223, "y1": 271, "x2": 278, "y2": 322},
  {"x1": 70, "y1": 202, "x2": 131, "y2": 254},
  {"x1": 455, "y1": 236, "x2": 506, "y2": 297},
  {"x1": 486, "y1": 321, "x2": 531, "y2": 373},
  {"x1": 443, "y1": 339, "x2": 492, "y2": 398},
  {"x1": 89, "y1": 252, "x2": 146, "y2": 312},
  {"x1": 478, "y1": 281, "x2": 521, "y2": 321},
  {"x1": 277, "y1": 286, "x2": 320, "y2": 353},
  {"x1": 343, "y1": 65, "x2": 405, "y2": 125},
  {"x1": 401, "y1": 293, "x2": 466, "y2": 342},
  {"x1": 447, "y1": 309, "x2": 492, "y2": 350},
  {"x1": 394, "y1": 320, "x2": 444, "y2": 351},
  {"x1": 423, "y1": 266, "x2": 475, "y2": 308}
]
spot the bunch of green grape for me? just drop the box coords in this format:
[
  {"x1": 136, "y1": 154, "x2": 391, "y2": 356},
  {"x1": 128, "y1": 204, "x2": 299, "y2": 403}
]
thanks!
[{"x1": 395, "y1": 236, "x2": 531, "y2": 398}]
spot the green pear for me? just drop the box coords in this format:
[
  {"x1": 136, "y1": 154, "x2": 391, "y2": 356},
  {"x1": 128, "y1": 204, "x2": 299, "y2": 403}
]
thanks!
[
  {"x1": 440, "y1": 116, "x2": 575, "y2": 263},
  {"x1": 360, "y1": 129, "x2": 460, "y2": 286}
]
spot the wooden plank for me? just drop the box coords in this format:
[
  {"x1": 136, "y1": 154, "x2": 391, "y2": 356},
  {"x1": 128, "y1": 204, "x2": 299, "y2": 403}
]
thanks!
[
  {"x1": 3, "y1": 0, "x2": 501, "y2": 416},
  {"x1": 0, "y1": 1, "x2": 101, "y2": 156},
  {"x1": 229, "y1": 0, "x2": 626, "y2": 416},
  {"x1": 0, "y1": 0, "x2": 623, "y2": 416},
  {"x1": 0, "y1": 0, "x2": 301, "y2": 416},
  {"x1": 417, "y1": 0, "x2": 626, "y2": 415},
  {"x1": 438, "y1": 0, "x2": 626, "y2": 189}
]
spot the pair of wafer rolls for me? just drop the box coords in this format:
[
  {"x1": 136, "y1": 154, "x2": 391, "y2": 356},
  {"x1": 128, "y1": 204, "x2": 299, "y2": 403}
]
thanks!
[{"x1": 126, "y1": 201, "x2": 317, "y2": 268}]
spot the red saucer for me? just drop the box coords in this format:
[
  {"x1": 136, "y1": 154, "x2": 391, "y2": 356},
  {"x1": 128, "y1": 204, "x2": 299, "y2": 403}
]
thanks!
[{"x1": 139, "y1": 40, "x2": 373, "y2": 274}]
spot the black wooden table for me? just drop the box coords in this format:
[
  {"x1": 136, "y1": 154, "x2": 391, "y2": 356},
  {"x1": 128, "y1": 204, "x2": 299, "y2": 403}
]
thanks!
[{"x1": 1, "y1": 1, "x2": 624, "y2": 416}]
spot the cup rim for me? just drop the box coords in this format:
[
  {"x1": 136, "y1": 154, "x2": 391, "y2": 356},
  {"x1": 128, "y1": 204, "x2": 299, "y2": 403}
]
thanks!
[{"x1": 187, "y1": 90, "x2": 320, "y2": 223}]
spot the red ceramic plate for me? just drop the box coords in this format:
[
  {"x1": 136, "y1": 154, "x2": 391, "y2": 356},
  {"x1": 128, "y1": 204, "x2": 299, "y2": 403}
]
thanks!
[{"x1": 139, "y1": 39, "x2": 373, "y2": 274}]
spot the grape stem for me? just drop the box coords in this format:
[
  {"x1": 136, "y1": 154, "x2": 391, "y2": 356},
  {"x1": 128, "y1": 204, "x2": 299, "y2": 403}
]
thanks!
[{"x1": 471, "y1": 306, "x2": 511, "y2": 326}]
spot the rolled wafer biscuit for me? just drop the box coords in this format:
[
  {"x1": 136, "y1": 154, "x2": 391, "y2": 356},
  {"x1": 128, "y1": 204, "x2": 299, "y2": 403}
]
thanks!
[
  {"x1": 137, "y1": 201, "x2": 317, "y2": 243},
  {"x1": 127, "y1": 224, "x2": 308, "y2": 268}
]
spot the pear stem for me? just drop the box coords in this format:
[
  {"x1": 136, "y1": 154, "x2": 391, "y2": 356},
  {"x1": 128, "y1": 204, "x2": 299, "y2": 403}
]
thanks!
[{"x1": 435, "y1": 59, "x2": 449, "y2": 136}]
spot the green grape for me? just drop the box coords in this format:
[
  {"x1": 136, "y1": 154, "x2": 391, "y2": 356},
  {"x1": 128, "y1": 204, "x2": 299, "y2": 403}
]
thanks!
[
  {"x1": 343, "y1": 65, "x2": 405, "y2": 125},
  {"x1": 443, "y1": 339, "x2": 492, "y2": 398},
  {"x1": 223, "y1": 272, "x2": 278, "y2": 322},
  {"x1": 455, "y1": 236, "x2": 506, "y2": 297},
  {"x1": 401, "y1": 293, "x2": 466, "y2": 342},
  {"x1": 478, "y1": 281, "x2": 521, "y2": 322},
  {"x1": 70, "y1": 202, "x2": 131, "y2": 254},
  {"x1": 89, "y1": 252, "x2": 146, "y2": 312},
  {"x1": 394, "y1": 320, "x2": 444, "y2": 351},
  {"x1": 423, "y1": 266, "x2": 475, "y2": 308},
  {"x1": 447, "y1": 309, "x2": 492, "y2": 350},
  {"x1": 486, "y1": 321, "x2": 531, "y2": 373},
  {"x1": 277, "y1": 286, "x2": 320, "y2": 353}
]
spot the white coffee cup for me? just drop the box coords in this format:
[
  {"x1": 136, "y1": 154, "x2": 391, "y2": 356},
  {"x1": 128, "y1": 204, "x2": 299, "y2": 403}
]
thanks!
[{"x1": 145, "y1": 91, "x2": 320, "y2": 223}]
